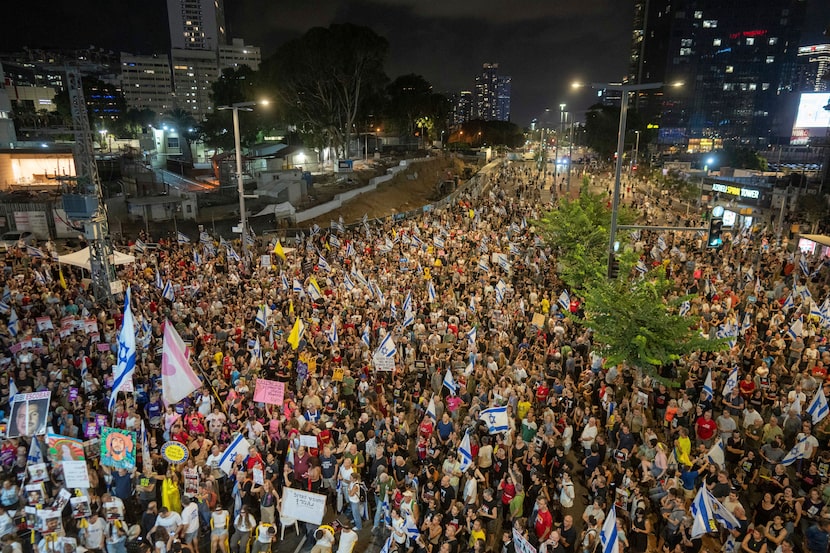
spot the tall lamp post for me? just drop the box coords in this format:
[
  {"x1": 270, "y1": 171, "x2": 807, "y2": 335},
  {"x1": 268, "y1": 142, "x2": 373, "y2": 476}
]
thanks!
[
  {"x1": 572, "y1": 81, "x2": 681, "y2": 273},
  {"x1": 217, "y1": 100, "x2": 269, "y2": 257},
  {"x1": 555, "y1": 103, "x2": 566, "y2": 185}
]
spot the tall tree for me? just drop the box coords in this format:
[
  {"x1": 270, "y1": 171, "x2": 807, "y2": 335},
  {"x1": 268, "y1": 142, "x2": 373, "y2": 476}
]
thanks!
[
  {"x1": 202, "y1": 66, "x2": 276, "y2": 150},
  {"x1": 259, "y1": 23, "x2": 389, "y2": 159}
]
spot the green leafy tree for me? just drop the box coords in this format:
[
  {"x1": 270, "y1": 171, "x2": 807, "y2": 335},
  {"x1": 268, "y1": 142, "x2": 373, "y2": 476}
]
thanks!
[
  {"x1": 202, "y1": 66, "x2": 277, "y2": 150},
  {"x1": 259, "y1": 23, "x2": 389, "y2": 159},
  {"x1": 578, "y1": 268, "x2": 726, "y2": 382}
]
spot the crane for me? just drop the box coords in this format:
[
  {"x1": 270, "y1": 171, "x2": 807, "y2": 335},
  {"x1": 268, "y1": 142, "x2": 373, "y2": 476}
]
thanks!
[{"x1": 60, "y1": 67, "x2": 116, "y2": 305}]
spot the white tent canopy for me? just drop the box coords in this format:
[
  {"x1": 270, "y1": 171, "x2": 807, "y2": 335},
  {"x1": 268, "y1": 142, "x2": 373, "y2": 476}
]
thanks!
[{"x1": 58, "y1": 247, "x2": 136, "y2": 272}]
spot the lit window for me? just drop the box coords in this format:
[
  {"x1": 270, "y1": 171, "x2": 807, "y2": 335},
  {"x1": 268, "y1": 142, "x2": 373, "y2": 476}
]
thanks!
[
  {"x1": 768, "y1": 37, "x2": 778, "y2": 45},
  {"x1": 703, "y1": 20, "x2": 718, "y2": 28},
  {"x1": 694, "y1": 11, "x2": 703, "y2": 19},
  {"x1": 748, "y1": 83, "x2": 757, "y2": 90},
  {"x1": 681, "y1": 38, "x2": 693, "y2": 47},
  {"x1": 762, "y1": 83, "x2": 770, "y2": 90},
  {"x1": 746, "y1": 37, "x2": 754, "y2": 45},
  {"x1": 766, "y1": 56, "x2": 774, "y2": 63},
  {"x1": 680, "y1": 48, "x2": 692, "y2": 56},
  {"x1": 725, "y1": 66, "x2": 734, "y2": 73},
  {"x1": 713, "y1": 38, "x2": 722, "y2": 46}
]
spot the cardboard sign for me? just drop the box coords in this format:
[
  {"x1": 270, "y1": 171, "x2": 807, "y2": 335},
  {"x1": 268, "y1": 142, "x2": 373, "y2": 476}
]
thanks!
[
  {"x1": 331, "y1": 368, "x2": 344, "y2": 382},
  {"x1": 253, "y1": 378, "x2": 285, "y2": 405},
  {"x1": 62, "y1": 460, "x2": 90, "y2": 489},
  {"x1": 531, "y1": 313, "x2": 545, "y2": 328},
  {"x1": 100, "y1": 427, "x2": 136, "y2": 469}
]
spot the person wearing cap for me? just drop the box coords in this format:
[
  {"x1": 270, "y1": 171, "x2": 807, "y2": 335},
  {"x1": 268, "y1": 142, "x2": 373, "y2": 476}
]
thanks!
[{"x1": 336, "y1": 519, "x2": 358, "y2": 553}]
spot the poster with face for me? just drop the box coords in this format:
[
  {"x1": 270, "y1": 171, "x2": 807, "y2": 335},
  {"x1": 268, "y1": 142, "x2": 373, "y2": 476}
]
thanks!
[
  {"x1": 25, "y1": 483, "x2": 45, "y2": 506},
  {"x1": 6, "y1": 392, "x2": 51, "y2": 438},
  {"x1": 38, "y1": 509, "x2": 63, "y2": 535},
  {"x1": 70, "y1": 496, "x2": 91, "y2": 519},
  {"x1": 99, "y1": 427, "x2": 136, "y2": 469},
  {"x1": 46, "y1": 433, "x2": 86, "y2": 464}
]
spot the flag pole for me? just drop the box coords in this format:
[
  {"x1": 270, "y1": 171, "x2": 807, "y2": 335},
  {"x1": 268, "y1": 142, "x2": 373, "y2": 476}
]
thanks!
[{"x1": 195, "y1": 364, "x2": 230, "y2": 417}]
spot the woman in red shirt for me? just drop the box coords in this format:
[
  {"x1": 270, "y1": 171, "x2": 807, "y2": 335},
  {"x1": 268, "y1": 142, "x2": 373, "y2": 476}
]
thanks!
[{"x1": 739, "y1": 373, "x2": 755, "y2": 399}]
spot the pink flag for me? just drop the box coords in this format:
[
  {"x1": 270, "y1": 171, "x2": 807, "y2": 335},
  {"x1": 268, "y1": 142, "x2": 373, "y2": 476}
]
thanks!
[{"x1": 161, "y1": 320, "x2": 201, "y2": 405}]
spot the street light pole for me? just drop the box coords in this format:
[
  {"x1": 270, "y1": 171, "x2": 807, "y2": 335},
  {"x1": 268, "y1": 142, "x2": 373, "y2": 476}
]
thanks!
[
  {"x1": 633, "y1": 130, "x2": 640, "y2": 170},
  {"x1": 567, "y1": 118, "x2": 575, "y2": 192},
  {"x1": 218, "y1": 100, "x2": 268, "y2": 258}
]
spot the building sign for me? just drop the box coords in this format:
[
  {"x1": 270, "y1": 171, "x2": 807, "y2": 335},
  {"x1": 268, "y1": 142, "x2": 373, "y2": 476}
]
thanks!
[{"x1": 712, "y1": 183, "x2": 760, "y2": 199}]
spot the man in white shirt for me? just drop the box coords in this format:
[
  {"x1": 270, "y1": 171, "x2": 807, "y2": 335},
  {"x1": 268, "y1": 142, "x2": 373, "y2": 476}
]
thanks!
[
  {"x1": 180, "y1": 496, "x2": 200, "y2": 549},
  {"x1": 149, "y1": 507, "x2": 183, "y2": 540},
  {"x1": 0, "y1": 505, "x2": 14, "y2": 539},
  {"x1": 81, "y1": 512, "x2": 108, "y2": 552},
  {"x1": 337, "y1": 457, "x2": 354, "y2": 512},
  {"x1": 336, "y1": 520, "x2": 359, "y2": 553}
]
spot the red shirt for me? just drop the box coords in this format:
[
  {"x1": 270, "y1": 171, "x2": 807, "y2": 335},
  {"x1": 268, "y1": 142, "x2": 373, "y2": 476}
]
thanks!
[
  {"x1": 696, "y1": 416, "x2": 717, "y2": 440},
  {"x1": 534, "y1": 509, "x2": 553, "y2": 541}
]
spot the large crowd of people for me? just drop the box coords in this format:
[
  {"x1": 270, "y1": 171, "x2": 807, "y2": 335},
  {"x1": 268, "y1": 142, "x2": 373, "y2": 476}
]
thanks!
[{"x1": 0, "y1": 159, "x2": 829, "y2": 553}]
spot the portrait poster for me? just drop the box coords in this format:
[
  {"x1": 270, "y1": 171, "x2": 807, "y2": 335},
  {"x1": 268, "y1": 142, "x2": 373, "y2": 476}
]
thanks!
[
  {"x1": 39, "y1": 509, "x2": 63, "y2": 534},
  {"x1": 70, "y1": 496, "x2": 91, "y2": 519},
  {"x1": 99, "y1": 427, "x2": 136, "y2": 469},
  {"x1": 47, "y1": 433, "x2": 86, "y2": 464},
  {"x1": 6, "y1": 391, "x2": 51, "y2": 438}
]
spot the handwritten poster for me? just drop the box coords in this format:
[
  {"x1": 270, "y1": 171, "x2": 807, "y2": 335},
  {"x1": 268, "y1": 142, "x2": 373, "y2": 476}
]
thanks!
[{"x1": 253, "y1": 378, "x2": 285, "y2": 405}]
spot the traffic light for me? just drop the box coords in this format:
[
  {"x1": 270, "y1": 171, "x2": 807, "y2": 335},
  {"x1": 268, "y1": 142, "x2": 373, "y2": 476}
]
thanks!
[
  {"x1": 707, "y1": 216, "x2": 724, "y2": 248},
  {"x1": 607, "y1": 253, "x2": 620, "y2": 279}
]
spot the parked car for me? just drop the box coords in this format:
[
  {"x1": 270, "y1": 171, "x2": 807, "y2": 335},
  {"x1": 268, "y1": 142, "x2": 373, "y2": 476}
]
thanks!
[{"x1": 0, "y1": 231, "x2": 36, "y2": 252}]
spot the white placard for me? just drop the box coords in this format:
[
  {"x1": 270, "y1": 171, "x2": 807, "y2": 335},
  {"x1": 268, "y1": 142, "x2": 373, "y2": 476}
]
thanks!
[
  {"x1": 281, "y1": 488, "x2": 327, "y2": 525},
  {"x1": 373, "y1": 351, "x2": 395, "y2": 371},
  {"x1": 62, "y1": 460, "x2": 90, "y2": 489},
  {"x1": 299, "y1": 435, "x2": 318, "y2": 449},
  {"x1": 513, "y1": 529, "x2": 538, "y2": 553}
]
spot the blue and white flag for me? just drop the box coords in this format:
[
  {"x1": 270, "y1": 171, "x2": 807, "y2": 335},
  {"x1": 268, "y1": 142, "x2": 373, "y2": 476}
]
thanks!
[
  {"x1": 310, "y1": 224, "x2": 320, "y2": 236},
  {"x1": 740, "y1": 312, "x2": 751, "y2": 335},
  {"x1": 679, "y1": 301, "x2": 691, "y2": 317},
  {"x1": 193, "y1": 250, "x2": 202, "y2": 266},
  {"x1": 402, "y1": 291, "x2": 412, "y2": 314},
  {"x1": 558, "y1": 290, "x2": 570, "y2": 311},
  {"x1": 177, "y1": 231, "x2": 190, "y2": 244},
  {"x1": 800, "y1": 254, "x2": 810, "y2": 277},
  {"x1": 8, "y1": 308, "x2": 19, "y2": 337},
  {"x1": 0, "y1": 299, "x2": 9, "y2": 314},
  {"x1": 403, "y1": 309, "x2": 415, "y2": 328},
  {"x1": 495, "y1": 280, "x2": 506, "y2": 303},
  {"x1": 379, "y1": 536, "x2": 393, "y2": 553},
  {"x1": 600, "y1": 505, "x2": 619, "y2": 553},
  {"x1": 808, "y1": 388, "x2": 829, "y2": 424},
  {"x1": 425, "y1": 396, "x2": 437, "y2": 419},
  {"x1": 280, "y1": 274, "x2": 290, "y2": 291},
  {"x1": 428, "y1": 280, "x2": 436, "y2": 303},
  {"x1": 329, "y1": 234, "x2": 340, "y2": 248},
  {"x1": 362, "y1": 325, "x2": 371, "y2": 348},
  {"x1": 155, "y1": 269, "x2": 164, "y2": 290},
  {"x1": 218, "y1": 433, "x2": 252, "y2": 475},
  {"x1": 110, "y1": 286, "x2": 137, "y2": 412},
  {"x1": 162, "y1": 280, "x2": 175, "y2": 302},
  {"x1": 326, "y1": 319, "x2": 338, "y2": 345},
  {"x1": 722, "y1": 366, "x2": 738, "y2": 396},
  {"x1": 782, "y1": 293, "x2": 794, "y2": 311},
  {"x1": 443, "y1": 368, "x2": 457, "y2": 395},
  {"x1": 498, "y1": 253, "x2": 510, "y2": 272},
  {"x1": 781, "y1": 435, "x2": 808, "y2": 466},
  {"x1": 8, "y1": 379, "x2": 18, "y2": 405},
  {"x1": 377, "y1": 332, "x2": 397, "y2": 358},
  {"x1": 691, "y1": 486, "x2": 739, "y2": 538},
  {"x1": 317, "y1": 255, "x2": 331, "y2": 273},
  {"x1": 199, "y1": 231, "x2": 211, "y2": 244},
  {"x1": 706, "y1": 437, "x2": 725, "y2": 468},
  {"x1": 466, "y1": 326, "x2": 477, "y2": 348},
  {"x1": 477, "y1": 257, "x2": 490, "y2": 272},
  {"x1": 433, "y1": 235, "x2": 445, "y2": 249},
  {"x1": 701, "y1": 370, "x2": 713, "y2": 402},
  {"x1": 344, "y1": 274, "x2": 355, "y2": 291},
  {"x1": 509, "y1": 243, "x2": 521, "y2": 256},
  {"x1": 480, "y1": 405, "x2": 509, "y2": 434},
  {"x1": 635, "y1": 260, "x2": 648, "y2": 274},
  {"x1": 404, "y1": 513, "x2": 420, "y2": 539},
  {"x1": 292, "y1": 278, "x2": 304, "y2": 295},
  {"x1": 227, "y1": 246, "x2": 241, "y2": 262},
  {"x1": 28, "y1": 437, "x2": 44, "y2": 465},
  {"x1": 134, "y1": 239, "x2": 147, "y2": 253},
  {"x1": 26, "y1": 245, "x2": 46, "y2": 258},
  {"x1": 458, "y1": 432, "x2": 473, "y2": 473},
  {"x1": 255, "y1": 305, "x2": 267, "y2": 328},
  {"x1": 657, "y1": 236, "x2": 667, "y2": 252},
  {"x1": 787, "y1": 318, "x2": 803, "y2": 340}
]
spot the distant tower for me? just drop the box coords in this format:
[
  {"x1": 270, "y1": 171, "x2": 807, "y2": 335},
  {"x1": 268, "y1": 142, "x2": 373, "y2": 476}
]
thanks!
[{"x1": 167, "y1": 0, "x2": 226, "y2": 51}]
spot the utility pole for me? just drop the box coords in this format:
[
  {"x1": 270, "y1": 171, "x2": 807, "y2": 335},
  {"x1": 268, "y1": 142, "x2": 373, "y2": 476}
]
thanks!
[{"x1": 567, "y1": 118, "x2": 575, "y2": 192}]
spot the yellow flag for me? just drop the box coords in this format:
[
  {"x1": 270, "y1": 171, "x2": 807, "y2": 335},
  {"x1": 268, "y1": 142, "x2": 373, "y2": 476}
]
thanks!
[
  {"x1": 273, "y1": 240, "x2": 286, "y2": 261},
  {"x1": 309, "y1": 276, "x2": 322, "y2": 297},
  {"x1": 289, "y1": 299, "x2": 294, "y2": 316},
  {"x1": 59, "y1": 268, "x2": 67, "y2": 290},
  {"x1": 287, "y1": 317, "x2": 305, "y2": 350}
]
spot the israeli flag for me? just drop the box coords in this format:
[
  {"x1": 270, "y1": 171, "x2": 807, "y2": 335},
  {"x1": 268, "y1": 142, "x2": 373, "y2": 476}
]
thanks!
[
  {"x1": 800, "y1": 254, "x2": 810, "y2": 276},
  {"x1": 657, "y1": 236, "x2": 667, "y2": 252},
  {"x1": 353, "y1": 270, "x2": 369, "y2": 288},
  {"x1": 782, "y1": 294, "x2": 794, "y2": 311},
  {"x1": 251, "y1": 339, "x2": 262, "y2": 362},
  {"x1": 162, "y1": 280, "x2": 175, "y2": 302},
  {"x1": 443, "y1": 368, "x2": 457, "y2": 395},
  {"x1": 326, "y1": 320, "x2": 338, "y2": 345},
  {"x1": 722, "y1": 366, "x2": 738, "y2": 396},
  {"x1": 281, "y1": 274, "x2": 290, "y2": 291},
  {"x1": 8, "y1": 308, "x2": 19, "y2": 337},
  {"x1": 310, "y1": 224, "x2": 320, "y2": 236},
  {"x1": 227, "y1": 246, "x2": 241, "y2": 262},
  {"x1": 390, "y1": 303, "x2": 397, "y2": 320},
  {"x1": 317, "y1": 255, "x2": 331, "y2": 273},
  {"x1": 405, "y1": 513, "x2": 421, "y2": 539},
  {"x1": 808, "y1": 388, "x2": 829, "y2": 424},
  {"x1": 509, "y1": 243, "x2": 521, "y2": 256},
  {"x1": 362, "y1": 325, "x2": 371, "y2": 348},
  {"x1": 478, "y1": 257, "x2": 490, "y2": 272},
  {"x1": 255, "y1": 305, "x2": 267, "y2": 328},
  {"x1": 402, "y1": 291, "x2": 412, "y2": 314},
  {"x1": 109, "y1": 286, "x2": 137, "y2": 412},
  {"x1": 155, "y1": 269, "x2": 164, "y2": 289},
  {"x1": 218, "y1": 433, "x2": 252, "y2": 475},
  {"x1": 292, "y1": 278, "x2": 304, "y2": 294},
  {"x1": 0, "y1": 299, "x2": 8, "y2": 314},
  {"x1": 134, "y1": 239, "x2": 147, "y2": 253},
  {"x1": 377, "y1": 332, "x2": 397, "y2": 358},
  {"x1": 495, "y1": 280, "x2": 506, "y2": 303},
  {"x1": 679, "y1": 301, "x2": 691, "y2": 317},
  {"x1": 403, "y1": 309, "x2": 415, "y2": 327},
  {"x1": 26, "y1": 245, "x2": 46, "y2": 258},
  {"x1": 466, "y1": 326, "x2": 477, "y2": 348},
  {"x1": 425, "y1": 396, "x2": 437, "y2": 419},
  {"x1": 740, "y1": 312, "x2": 751, "y2": 335},
  {"x1": 635, "y1": 260, "x2": 648, "y2": 274},
  {"x1": 787, "y1": 318, "x2": 803, "y2": 340},
  {"x1": 480, "y1": 405, "x2": 509, "y2": 434},
  {"x1": 177, "y1": 231, "x2": 190, "y2": 244},
  {"x1": 8, "y1": 378, "x2": 18, "y2": 405},
  {"x1": 344, "y1": 274, "x2": 355, "y2": 291},
  {"x1": 193, "y1": 250, "x2": 202, "y2": 266},
  {"x1": 706, "y1": 437, "x2": 725, "y2": 468},
  {"x1": 379, "y1": 536, "x2": 393, "y2": 553},
  {"x1": 781, "y1": 435, "x2": 808, "y2": 466},
  {"x1": 329, "y1": 234, "x2": 340, "y2": 248},
  {"x1": 345, "y1": 242, "x2": 356, "y2": 257},
  {"x1": 428, "y1": 280, "x2": 436, "y2": 303},
  {"x1": 458, "y1": 432, "x2": 473, "y2": 473},
  {"x1": 600, "y1": 505, "x2": 619, "y2": 553},
  {"x1": 558, "y1": 290, "x2": 571, "y2": 311},
  {"x1": 799, "y1": 285, "x2": 813, "y2": 301},
  {"x1": 701, "y1": 370, "x2": 713, "y2": 402},
  {"x1": 498, "y1": 254, "x2": 510, "y2": 272},
  {"x1": 691, "y1": 486, "x2": 738, "y2": 538},
  {"x1": 28, "y1": 437, "x2": 44, "y2": 465}
]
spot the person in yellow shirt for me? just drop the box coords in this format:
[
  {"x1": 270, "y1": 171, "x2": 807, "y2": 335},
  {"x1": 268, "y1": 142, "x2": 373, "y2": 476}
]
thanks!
[
  {"x1": 468, "y1": 518, "x2": 486, "y2": 548},
  {"x1": 540, "y1": 297, "x2": 551, "y2": 316},
  {"x1": 674, "y1": 427, "x2": 692, "y2": 467},
  {"x1": 517, "y1": 399, "x2": 532, "y2": 421}
]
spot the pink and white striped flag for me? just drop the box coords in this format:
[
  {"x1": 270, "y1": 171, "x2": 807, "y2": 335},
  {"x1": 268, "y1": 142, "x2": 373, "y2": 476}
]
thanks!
[{"x1": 161, "y1": 320, "x2": 201, "y2": 405}]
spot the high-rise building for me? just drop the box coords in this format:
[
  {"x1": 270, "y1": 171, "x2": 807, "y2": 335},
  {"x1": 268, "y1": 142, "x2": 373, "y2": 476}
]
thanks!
[
  {"x1": 632, "y1": 0, "x2": 806, "y2": 150},
  {"x1": 219, "y1": 39, "x2": 261, "y2": 71},
  {"x1": 121, "y1": 53, "x2": 175, "y2": 115},
  {"x1": 0, "y1": 63, "x2": 17, "y2": 148},
  {"x1": 171, "y1": 48, "x2": 220, "y2": 120},
  {"x1": 167, "y1": 0, "x2": 226, "y2": 51},
  {"x1": 451, "y1": 91, "x2": 473, "y2": 127},
  {"x1": 474, "y1": 63, "x2": 512, "y2": 121},
  {"x1": 797, "y1": 44, "x2": 830, "y2": 92}
]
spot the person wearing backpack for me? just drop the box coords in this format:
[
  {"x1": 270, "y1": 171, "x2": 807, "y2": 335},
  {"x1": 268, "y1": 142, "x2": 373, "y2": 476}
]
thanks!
[{"x1": 580, "y1": 516, "x2": 600, "y2": 553}]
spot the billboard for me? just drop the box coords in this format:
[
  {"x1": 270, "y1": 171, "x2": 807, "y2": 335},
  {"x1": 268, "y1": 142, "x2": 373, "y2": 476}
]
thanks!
[{"x1": 793, "y1": 93, "x2": 830, "y2": 129}]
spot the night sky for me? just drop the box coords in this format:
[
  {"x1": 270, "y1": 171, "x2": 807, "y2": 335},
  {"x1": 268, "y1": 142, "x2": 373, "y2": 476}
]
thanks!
[{"x1": 2, "y1": 0, "x2": 829, "y2": 125}]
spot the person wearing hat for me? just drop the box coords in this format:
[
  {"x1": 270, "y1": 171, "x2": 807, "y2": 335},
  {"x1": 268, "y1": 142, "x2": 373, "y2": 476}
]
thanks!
[{"x1": 335, "y1": 519, "x2": 358, "y2": 553}]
